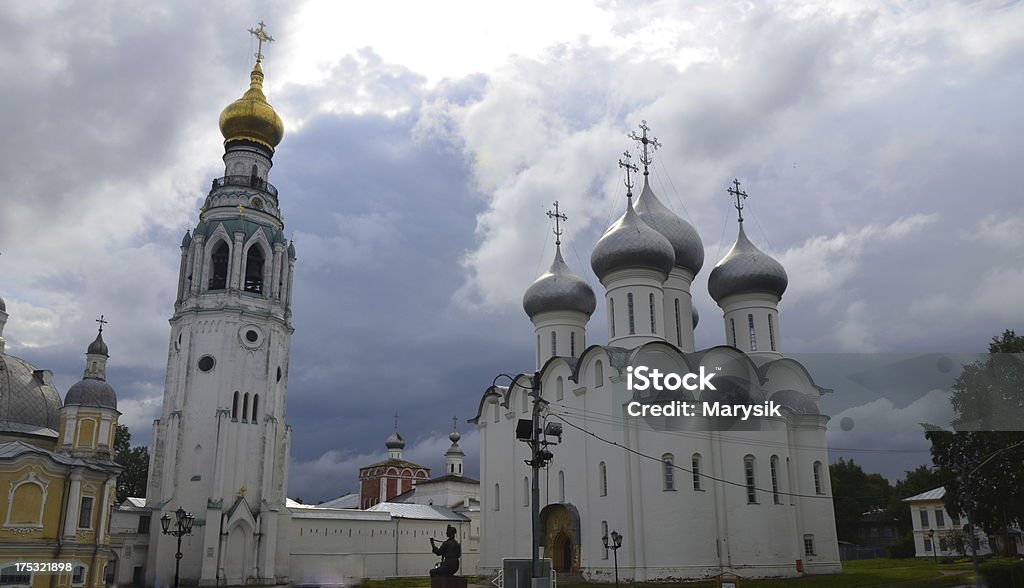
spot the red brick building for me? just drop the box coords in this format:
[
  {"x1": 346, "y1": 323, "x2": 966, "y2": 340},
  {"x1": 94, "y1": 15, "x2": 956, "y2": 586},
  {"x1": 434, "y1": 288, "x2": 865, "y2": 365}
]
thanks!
[{"x1": 358, "y1": 430, "x2": 430, "y2": 508}]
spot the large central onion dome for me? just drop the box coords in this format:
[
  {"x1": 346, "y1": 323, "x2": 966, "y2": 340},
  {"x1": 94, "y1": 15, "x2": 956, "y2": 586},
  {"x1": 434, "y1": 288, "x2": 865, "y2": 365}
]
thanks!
[
  {"x1": 634, "y1": 178, "x2": 704, "y2": 275},
  {"x1": 523, "y1": 246, "x2": 596, "y2": 317},
  {"x1": 708, "y1": 223, "x2": 788, "y2": 302},
  {"x1": 591, "y1": 199, "x2": 675, "y2": 281},
  {"x1": 219, "y1": 60, "x2": 284, "y2": 151}
]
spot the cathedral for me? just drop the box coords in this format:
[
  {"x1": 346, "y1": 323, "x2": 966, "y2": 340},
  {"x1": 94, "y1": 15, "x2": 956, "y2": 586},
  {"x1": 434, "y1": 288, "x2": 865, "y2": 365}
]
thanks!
[{"x1": 472, "y1": 126, "x2": 842, "y2": 581}]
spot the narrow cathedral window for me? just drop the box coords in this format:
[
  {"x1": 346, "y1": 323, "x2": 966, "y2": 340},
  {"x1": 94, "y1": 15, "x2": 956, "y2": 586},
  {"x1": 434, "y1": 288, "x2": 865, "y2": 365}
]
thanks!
[
  {"x1": 748, "y1": 314, "x2": 757, "y2": 351},
  {"x1": 244, "y1": 246, "x2": 265, "y2": 294},
  {"x1": 627, "y1": 293, "x2": 635, "y2": 334},
  {"x1": 78, "y1": 496, "x2": 94, "y2": 528},
  {"x1": 494, "y1": 484, "x2": 500, "y2": 510},
  {"x1": 770, "y1": 456, "x2": 781, "y2": 504},
  {"x1": 768, "y1": 314, "x2": 776, "y2": 351},
  {"x1": 551, "y1": 331, "x2": 557, "y2": 357},
  {"x1": 609, "y1": 299, "x2": 616, "y2": 338},
  {"x1": 674, "y1": 299, "x2": 682, "y2": 346},
  {"x1": 730, "y1": 318, "x2": 737, "y2": 347},
  {"x1": 232, "y1": 392, "x2": 239, "y2": 419},
  {"x1": 662, "y1": 454, "x2": 674, "y2": 491},
  {"x1": 209, "y1": 241, "x2": 230, "y2": 290},
  {"x1": 744, "y1": 456, "x2": 757, "y2": 503},
  {"x1": 570, "y1": 332, "x2": 576, "y2": 357},
  {"x1": 692, "y1": 454, "x2": 702, "y2": 490},
  {"x1": 558, "y1": 470, "x2": 565, "y2": 501},
  {"x1": 522, "y1": 390, "x2": 528, "y2": 415},
  {"x1": 242, "y1": 393, "x2": 250, "y2": 421},
  {"x1": 523, "y1": 477, "x2": 529, "y2": 507},
  {"x1": 599, "y1": 462, "x2": 607, "y2": 496},
  {"x1": 601, "y1": 521, "x2": 609, "y2": 559},
  {"x1": 556, "y1": 377, "x2": 564, "y2": 401},
  {"x1": 813, "y1": 461, "x2": 824, "y2": 494},
  {"x1": 649, "y1": 293, "x2": 656, "y2": 334},
  {"x1": 73, "y1": 566, "x2": 86, "y2": 586},
  {"x1": 803, "y1": 534, "x2": 816, "y2": 556},
  {"x1": 252, "y1": 394, "x2": 259, "y2": 422},
  {"x1": 595, "y1": 361, "x2": 604, "y2": 388}
]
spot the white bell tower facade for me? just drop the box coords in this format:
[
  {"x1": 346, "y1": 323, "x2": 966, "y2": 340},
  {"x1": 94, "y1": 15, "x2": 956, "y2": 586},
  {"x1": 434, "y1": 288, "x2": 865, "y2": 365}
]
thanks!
[{"x1": 146, "y1": 23, "x2": 295, "y2": 588}]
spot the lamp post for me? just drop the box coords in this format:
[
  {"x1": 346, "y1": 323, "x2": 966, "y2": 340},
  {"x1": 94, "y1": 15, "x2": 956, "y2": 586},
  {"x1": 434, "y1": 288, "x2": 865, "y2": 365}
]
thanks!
[
  {"x1": 928, "y1": 529, "x2": 938, "y2": 565},
  {"x1": 602, "y1": 530, "x2": 623, "y2": 588},
  {"x1": 161, "y1": 507, "x2": 195, "y2": 588}
]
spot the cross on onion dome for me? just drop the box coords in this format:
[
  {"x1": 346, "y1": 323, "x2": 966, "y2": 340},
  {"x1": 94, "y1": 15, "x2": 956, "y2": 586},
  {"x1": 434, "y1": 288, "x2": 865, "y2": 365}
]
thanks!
[
  {"x1": 546, "y1": 201, "x2": 567, "y2": 246},
  {"x1": 248, "y1": 21, "x2": 275, "y2": 63},
  {"x1": 727, "y1": 178, "x2": 749, "y2": 223},
  {"x1": 618, "y1": 151, "x2": 639, "y2": 198},
  {"x1": 628, "y1": 120, "x2": 661, "y2": 177}
]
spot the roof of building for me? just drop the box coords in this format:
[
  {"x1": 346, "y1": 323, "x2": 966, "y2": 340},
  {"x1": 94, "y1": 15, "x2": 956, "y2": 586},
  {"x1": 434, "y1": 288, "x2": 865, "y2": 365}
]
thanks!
[
  {"x1": 708, "y1": 222, "x2": 788, "y2": 302},
  {"x1": 360, "y1": 457, "x2": 429, "y2": 471},
  {"x1": 903, "y1": 487, "x2": 945, "y2": 502},
  {"x1": 418, "y1": 473, "x2": 480, "y2": 485},
  {"x1": 591, "y1": 197, "x2": 675, "y2": 280},
  {"x1": 634, "y1": 178, "x2": 704, "y2": 275},
  {"x1": 0, "y1": 440, "x2": 120, "y2": 473},
  {"x1": 0, "y1": 353, "x2": 62, "y2": 434},
  {"x1": 522, "y1": 245, "x2": 596, "y2": 318},
  {"x1": 367, "y1": 502, "x2": 471, "y2": 522},
  {"x1": 317, "y1": 493, "x2": 360, "y2": 509},
  {"x1": 116, "y1": 497, "x2": 149, "y2": 512},
  {"x1": 64, "y1": 378, "x2": 118, "y2": 410}
]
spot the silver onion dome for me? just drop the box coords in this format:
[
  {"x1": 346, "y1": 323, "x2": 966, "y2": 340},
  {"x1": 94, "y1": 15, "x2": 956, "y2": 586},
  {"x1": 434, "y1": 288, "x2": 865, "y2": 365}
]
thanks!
[
  {"x1": 634, "y1": 178, "x2": 704, "y2": 275},
  {"x1": 591, "y1": 199, "x2": 675, "y2": 281},
  {"x1": 86, "y1": 331, "x2": 108, "y2": 356},
  {"x1": 708, "y1": 223, "x2": 788, "y2": 303},
  {"x1": 523, "y1": 246, "x2": 596, "y2": 317},
  {"x1": 691, "y1": 304, "x2": 699, "y2": 329},
  {"x1": 0, "y1": 354, "x2": 62, "y2": 432},
  {"x1": 446, "y1": 430, "x2": 465, "y2": 456},
  {"x1": 65, "y1": 378, "x2": 118, "y2": 410},
  {"x1": 0, "y1": 294, "x2": 6, "y2": 312},
  {"x1": 385, "y1": 431, "x2": 405, "y2": 450}
]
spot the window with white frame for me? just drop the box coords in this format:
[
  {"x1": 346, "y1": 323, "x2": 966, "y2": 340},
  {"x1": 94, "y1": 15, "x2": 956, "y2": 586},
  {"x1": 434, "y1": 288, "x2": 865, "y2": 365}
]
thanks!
[
  {"x1": 692, "y1": 454, "x2": 702, "y2": 490},
  {"x1": 803, "y1": 534, "x2": 815, "y2": 556},
  {"x1": 556, "y1": 377, "x2": 564, "y2": 401},
  {"x1": 813, "y1": 461, "x2": 824, "y2": 495},
  {"x1": 649, "y1": 293, "x2": 656, "y2": 333},
  {"x1": 627, "y1": 293, "x2": 635, "y2": 334},
  {"x1": 599, "y1": 462, "x2": 607, "y2": 496},
  {"x1": 72, "y1": 565, "x2": 86, "y2": 586},
  {"x1": 78, "y1": 496, "x2": 94, "y2": 529},
  {"x1": 744, "y1": 456, "x2": 757, "y2": 504},
  {"x1": 748, "y1": 314, "x2": 757, "y2": 351},
  {"x1": 558, "y1": 471, "x2": 565, "y2": 502}
]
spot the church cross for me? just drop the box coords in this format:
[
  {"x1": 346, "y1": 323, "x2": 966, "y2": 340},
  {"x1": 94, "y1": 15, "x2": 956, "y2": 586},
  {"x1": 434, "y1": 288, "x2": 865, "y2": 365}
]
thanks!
[
  {"x1": 728, "y1": 178, "x2": 748, "y2": 223},
  {"x1": 95, "y1": 315, "x2": 108, "y2": 334},
  {"x1": 629, "y1": 120, "x2": 661, "y2": 176},
  {"x1": 452, "y1": 415, "x2": 458, "y2": 432},
  {"x1": 393, "y1": 413, "x2": 399, "y2": 431},
  {"x1": 248, "y1": 21, "x2": 275, "y2": 63},
  {"x1": 546, "y1": 201, "x2": 567, "y2": 246},
  {"x1": 618, "y1": 151, "x2": 639, "y2": 197}
]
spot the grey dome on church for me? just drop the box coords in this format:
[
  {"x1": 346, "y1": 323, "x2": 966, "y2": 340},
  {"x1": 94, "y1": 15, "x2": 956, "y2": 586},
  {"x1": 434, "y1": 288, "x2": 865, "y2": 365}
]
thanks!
[
  {"x1": 523, "y1": 246, "x2": 596, "y2": 317},
  {"x1": 634, "y1": 179, "x2": 704, "y2": 275},
  {"x1": 691, "y1": 304, "x2": 699, "y2": 328},
  {"x1": 591, "y1": 201, "x2": 675, "y2": 281},
  {"x1": 0, "y1": 354, "x2": 62, "y2": 433},
  {"x1": 0, "y1": 294, "x2": 6, "y2": 312},
  {"x1": 65, "y1": 378, "x2": 118, "y2": 410},
  {"x1": 87, "y1": 331, "x2": 109, "y2": 356},
  {"x1": 385, "y1": 431, "x2": 405, "y2": 450},
  {"x1": 708, "y1": 224, "x2": 788, "y2": 303}
]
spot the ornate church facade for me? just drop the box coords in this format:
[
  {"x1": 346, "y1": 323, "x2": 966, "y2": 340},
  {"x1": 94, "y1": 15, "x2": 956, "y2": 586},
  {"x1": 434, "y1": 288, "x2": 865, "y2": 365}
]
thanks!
[
  {"x1": 143, "y1": 26, "x2": 296, "y2": 588},
  {"x1": 473, "y1": 126, "x2": 842, "y2": 581}
]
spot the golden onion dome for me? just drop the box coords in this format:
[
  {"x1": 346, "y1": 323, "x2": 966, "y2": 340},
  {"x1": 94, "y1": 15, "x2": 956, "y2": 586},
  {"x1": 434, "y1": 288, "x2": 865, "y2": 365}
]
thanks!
[{"x1": 219, "y1": 60, "x2": 284, "y2": 151}]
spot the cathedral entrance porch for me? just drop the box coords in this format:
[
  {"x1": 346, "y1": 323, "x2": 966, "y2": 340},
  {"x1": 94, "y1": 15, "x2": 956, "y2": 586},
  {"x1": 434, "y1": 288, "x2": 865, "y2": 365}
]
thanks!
[{"x1": 539, "y1": 504, "x2": 581, "y2": 574}]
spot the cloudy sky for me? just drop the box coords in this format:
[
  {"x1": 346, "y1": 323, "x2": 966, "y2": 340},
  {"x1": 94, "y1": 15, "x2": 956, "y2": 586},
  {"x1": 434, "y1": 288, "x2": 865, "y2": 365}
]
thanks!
[{"x1": 1, "y1": 0, "x2": 1021, "y2": 501}]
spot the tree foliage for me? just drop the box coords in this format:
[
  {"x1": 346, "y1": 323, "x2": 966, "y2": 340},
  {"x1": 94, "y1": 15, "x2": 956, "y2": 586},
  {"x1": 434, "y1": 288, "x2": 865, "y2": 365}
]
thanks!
[
  {"x1": 114, "y1": 424, "x2": 150, "y2": 503},
  {"x1": 926, "y1": 329, "x2": 1024, "y2": 542},
  {"x1": 830, "y1": 458, "x2": 893, "y2": 542}
]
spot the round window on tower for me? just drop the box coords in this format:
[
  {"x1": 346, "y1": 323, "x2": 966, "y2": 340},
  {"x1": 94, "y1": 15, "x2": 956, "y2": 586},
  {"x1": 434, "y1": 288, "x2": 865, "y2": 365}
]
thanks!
[
  {"x1": 239, "y1": 325, "x2": 264, "y2": 349},
  {"x1": 197, "y1": 355, "x2": 216, "y2": 372},
  {"x1": 251, "y1": 196, "x2": 264, "y2": 210}
]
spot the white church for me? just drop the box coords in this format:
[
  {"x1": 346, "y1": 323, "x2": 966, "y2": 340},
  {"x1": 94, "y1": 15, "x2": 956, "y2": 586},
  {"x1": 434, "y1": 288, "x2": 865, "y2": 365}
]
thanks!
[{"x1": 472, "y1": 128, "x2": 842, "y2": 581}]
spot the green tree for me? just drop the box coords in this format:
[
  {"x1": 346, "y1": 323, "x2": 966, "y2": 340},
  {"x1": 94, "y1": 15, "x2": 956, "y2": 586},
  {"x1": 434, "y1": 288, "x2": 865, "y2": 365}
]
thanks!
[
  {"x1": 830, "y1": 458, "x2": 894, "y2": 542},
  {"x1": 926, "y1": 330, "x2": 1024, "y2": 554},
  {"x1": 114, "y1": 424, "x2": 150, "y2": 503}
]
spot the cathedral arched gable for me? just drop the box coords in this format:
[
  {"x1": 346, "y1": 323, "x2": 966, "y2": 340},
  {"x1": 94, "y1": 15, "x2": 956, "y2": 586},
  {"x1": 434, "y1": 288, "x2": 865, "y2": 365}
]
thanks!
[
  {"x1": 629, "y1": 341, "x2": 697, "y2": 373},
  {"x1": 570, "y1": 345, "x2": 612, "y2": 385},
  {"x1": 759, "y1": 358, "x2": 831, "y2": 396},
  {"x1": 693, "y1": 345, "x2": 764, "y2": 386},
  {"x1": 468, "y1": 386, "x2": 503, "y2": 424}
]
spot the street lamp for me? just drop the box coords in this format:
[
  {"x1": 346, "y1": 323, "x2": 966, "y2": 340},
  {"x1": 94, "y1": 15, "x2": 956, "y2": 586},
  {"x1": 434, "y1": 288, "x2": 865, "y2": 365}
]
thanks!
[
  {"x1": 928, "y1": 529, "x2": 938, "y2": 565},
  {"x1": 602, "y1": 530, "x2": 623, "y2": 588},
  {"x1": 161, "y1": 507, "x2": 195, "y2": 588}
]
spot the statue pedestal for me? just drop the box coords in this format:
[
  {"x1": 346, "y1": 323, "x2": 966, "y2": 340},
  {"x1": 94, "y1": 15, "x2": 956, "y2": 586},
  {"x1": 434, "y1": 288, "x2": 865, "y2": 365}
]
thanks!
[{"x1": 430, "y1": 577, "x2": 468, "y2": 588}]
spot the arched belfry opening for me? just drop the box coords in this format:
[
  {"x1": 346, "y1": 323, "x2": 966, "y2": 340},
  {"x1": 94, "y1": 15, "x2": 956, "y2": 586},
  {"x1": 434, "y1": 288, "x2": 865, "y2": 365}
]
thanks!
[
  {"x1": 244, "y1": 246, "x2": 265, "y2": 294},
  {"x1": 540, "y1": 503, "x2": 581, "y2": 573},
  {"x1": 209, "y1": 241, "x2": 230, "y2": 290}
]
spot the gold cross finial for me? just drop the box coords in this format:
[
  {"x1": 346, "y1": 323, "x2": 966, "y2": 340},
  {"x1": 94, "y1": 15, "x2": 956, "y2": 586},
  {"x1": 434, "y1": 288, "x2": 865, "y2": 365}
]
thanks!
[
  {"x1": 95, "y1": 315, "x2": 108, "y2": 334},
  {"x1": 628, "y1": 120, "x2": 661, "y2": 177},
  {"x1": 618, "y1": 151, "x2": 639, "y2": 198},
  {"x1": 546, "y1": 201, "x2": 567, "y2": 247},
  {"x1": 248, "y1": 21, "x2": 275, "y2": 63},
  {"x1": 727, "y1": 178, "x2": 748, "y2": 223}
]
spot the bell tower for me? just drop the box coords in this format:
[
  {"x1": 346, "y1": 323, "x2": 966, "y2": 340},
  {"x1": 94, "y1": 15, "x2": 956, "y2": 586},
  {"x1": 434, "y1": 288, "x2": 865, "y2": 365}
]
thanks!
[{"x1": 146, "y1": 22, "x2": 295, "y2": 588}]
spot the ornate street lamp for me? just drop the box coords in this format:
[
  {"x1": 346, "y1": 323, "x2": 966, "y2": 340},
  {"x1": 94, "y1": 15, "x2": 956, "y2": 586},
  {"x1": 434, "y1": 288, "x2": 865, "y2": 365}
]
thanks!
[
  {"x1": 161, "y1": 507, "x2": 195, "y2": 588},
  {"x1": 928, "y1": 528, "x2": 938, "y2": 565},
  {"x1": 602, "y1": 530, "x2": 623, "y2": 588}
]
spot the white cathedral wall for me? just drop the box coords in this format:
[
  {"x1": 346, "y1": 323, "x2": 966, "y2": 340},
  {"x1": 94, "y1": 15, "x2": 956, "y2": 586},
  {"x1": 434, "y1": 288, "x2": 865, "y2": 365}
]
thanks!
[
  {"x1": 602, "y1": 269, "x2": 668, "y2": 348},
  {"x1": 662, "y1": 269, "x2": 696, "y2": 352},
  {"x1": 719, "y1": 292, "x2": 782, "y2": 356},
  {"x1": 478, "y1": 348, "x2": 842, "y2": 580},
  {"x1": 289, "y1": 512, "x2": 478, "y2": 583}
]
